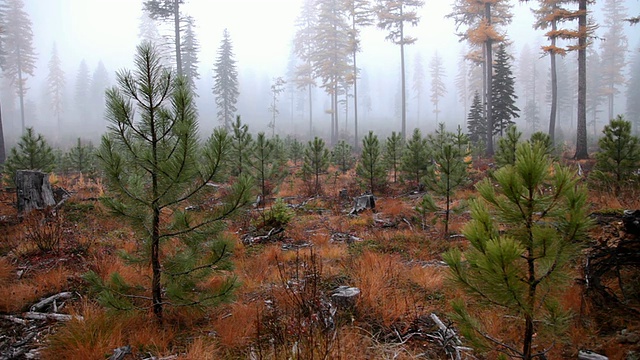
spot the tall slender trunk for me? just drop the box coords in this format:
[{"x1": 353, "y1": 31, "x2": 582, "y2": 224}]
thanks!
[
  {"x1": 151, "y1": 105, "x2": 162, "y2": 322},
  {"x1": 608, "y1": 90, "x2": 614, "y2": 122},
  {"x1": 334, "y1": 89, "x2": 339, "y2": 144},
  {"x1": 484, "y1": 3, "x2": 494, "y2": 156},
  {"x1": 523, "y1": 254, "x2": 537, "y2": 360},
  {"x1": 0, "y1": 101, "x2": 5, "y2": 164},
  {"x1": 574, "y1": 0, "x2": 589, "y2": 159},
  {"x1": 308, "y1": 83, "x2": 313, "y2": 139},
  {"x1": 353, "y1": 47, "x2": 359, "y2": 149},
  {"x1": 549, "y1": 18, "x2": 558, "y2": 144},
  {"x1": 17, "y1": 45, "x2": 26, "y2": 133},
  {"x1": 174, "y1": 0, "x2": 182, "y2": 76},
  {"x1": 344, "y1": 88, "x2": 349, "y2": 134},
  {"x1": 400, "y1": 17, "x2": 407, "y2": 140}
]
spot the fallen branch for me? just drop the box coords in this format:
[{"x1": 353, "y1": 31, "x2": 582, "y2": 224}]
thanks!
[
  {"x1": 22, "y1": 312, "x2": 83, "y2": 322},
  {"x1": 0, "y1": 314, "x2": 27, "y2": 325},
  {"x1": 430, "y1": 313, "x2": 458, "y2": 342},
  {"x1": 30, "y1": 292, "x2": 73, "y2": 312},
  {"x1": 109, "y1": 345, "x2": 131, "y2": 360},
  {"x1": 578, "y1": 350, "x2": 608, "y2": 360}
]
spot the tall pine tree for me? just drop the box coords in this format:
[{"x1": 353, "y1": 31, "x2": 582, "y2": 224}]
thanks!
[
  {"x1": 626, "y1": 43, "x2": 640, "y2": 132},
  {"x1": 0, "y1": 0, "x2": 36, "y2": 133},
  {"x1": 46, "y1": 43, "x2": 65, "y2": 134},
  {"x1": 492, "y1": 43, "x2": 519, "y2": 137},
  {"x1": 429, "y1": 51, "x2": 447, "y2": 123},
  {"x1": 467, "y1": 91, "x2": 487, "y2": 148},
  {"x1": 181, "y1": 16, "x2": 200, "y2": 94},
  {"x1": 344, "y1": 0, "x2": 374, "y2": 147},
  {"x1": 375, "y1": 0, "x2": 424, "y2": 139},
  {"x1": 213, "y1": 29, "x2": 239, "y2": 131},
  {"x1": 600, "y1": 0, "x2": 628, "y2": 121}
]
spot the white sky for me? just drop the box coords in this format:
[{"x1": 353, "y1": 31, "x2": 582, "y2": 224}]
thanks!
[
  {"x1": 26, "y1": 0, "x2": 640, "y2": 78},
  {"x1": 21, "y1": 0, "x2": 640, "y2": 129}
]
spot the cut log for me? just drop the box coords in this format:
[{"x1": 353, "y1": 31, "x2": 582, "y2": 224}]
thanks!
[
  {"x1": 30, "y1": 292, "x2": 72, "y2": 312},
  {"x1": 16, "y1": 170, "x2": 55, "y2": 214}
]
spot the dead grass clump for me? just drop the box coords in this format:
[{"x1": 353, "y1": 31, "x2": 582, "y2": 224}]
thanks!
[
  {"x1": 350, "y1": 251, "x2": 414, "y2": 325},
  {"x1": 0, "y1": 266, "x2": 71, "y2": 312},
  {"x1": 43, "y1": 301, "x2": 174, "y2": 360},
  {"x1": 376, "y1": 197, "x2": 410, "y2": 218},
  {"x1": 255, "y1": 250, "x2": 338, "y2": 359},
  {"x1": 181, "y1": 337, "x2": 221, "y2": 359},
  {"x1": 0, "y1": 257, "x2": 14, "y2": 286},
  {"x1": 22, "y1": 209, "x2": 65, "y2": 253},
  {"x1": 212, "y1": 302, "x2": 259, "y2": 349},
  {"x1": 90, "y1": 254, "x2": 150, "y2": 292},
  {"x1": 407, "y1": 265, "x2": 445, "y2": 294}
]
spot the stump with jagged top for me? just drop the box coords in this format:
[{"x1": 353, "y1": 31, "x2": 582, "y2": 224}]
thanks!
[{"x1": 15, "y1": 170, "x2": 55, "y2": 214}]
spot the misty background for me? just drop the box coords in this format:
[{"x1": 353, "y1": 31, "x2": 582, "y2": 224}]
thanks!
[{"x1": 2, "y1": 0, "x2": 639, "y2": 150}]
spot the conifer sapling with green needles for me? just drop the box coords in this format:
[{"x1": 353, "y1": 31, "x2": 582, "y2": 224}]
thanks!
[{"x1": 89, "y1": 42, "x2": 252, "y2": 322}]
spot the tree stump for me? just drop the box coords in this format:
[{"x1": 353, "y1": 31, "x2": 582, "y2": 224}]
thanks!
[
  {"x1": 331, "y1": 286, "x2": 360, "y2": 310},
  {"x1": 15, "y1": 170, "x2": 55, "y2": 214}
]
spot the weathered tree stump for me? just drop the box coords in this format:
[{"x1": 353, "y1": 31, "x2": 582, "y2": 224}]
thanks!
[
  {"x1": 349, "y1": 194, "x2": 375, "y2": 215},
  {"x1": 16, "y1": 170, "x2": 55, "y2": 214},
  {"x1": 331, "y1": 286, "x2": 360, "y2": 310}
]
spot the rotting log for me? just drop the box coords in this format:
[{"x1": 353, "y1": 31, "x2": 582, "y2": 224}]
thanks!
[{"x1": 15, "y1": 170, "x2": 55, "y2": 214}]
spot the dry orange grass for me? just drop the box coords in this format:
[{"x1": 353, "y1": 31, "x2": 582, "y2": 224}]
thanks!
[
  {"x1": 0, "y1": 265, "x2": 71, "y2": 312},
  {"x1": 43, "y1": 301, "x2": 175, "y2": 360},
  {"x1": 212, "y1": 302, "x2": 259, "y2": 349},
  {"x1": 376, "y1": 197, "x2": 410, "y2": 218},
  {"x1": 350, "y1": 251, "x2": 416, "y2": 325},
  {"x1": 233, "y1": 245, "x2": 282, "y2": 291},
  {"x1": 407, "y1": 265, "x2": 445, "y2": 294},
  {"x1": 180, "y1": 337, "x2": 221, "y2": 359},
  {"x1": 92, "y1": 254, "x2": 149, "y2": 288},
  {"x1": 0, "y1": 257, "x2": 14, "y2": 286},
  {"x1": 277, "y1": 176, "x2": 307, "y2": 198},
  {"x1": 589, "y1": 189, "x2": 624, "y2": 211}
]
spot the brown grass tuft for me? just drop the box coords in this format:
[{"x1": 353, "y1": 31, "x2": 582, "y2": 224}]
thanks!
[
  {"x1": 0, "y1": 265, "x2": 71, "y2": 312},
  {"x1": 350, "y1": 251, "x2": 415, "y2": 325},
  {"x1": 181, "y1": 337, "x2": 221, "y2": 359},
  {"x1": 212, "y1": 302, "x2": 259, "y2": 349},
  {"x1": 43, "y1": 301, "x2": 174, "y2": 360}
]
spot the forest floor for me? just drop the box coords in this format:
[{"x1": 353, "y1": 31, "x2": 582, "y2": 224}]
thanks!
[{"x1": 0, "y1": 157, "x2": 639, "y2": 360}]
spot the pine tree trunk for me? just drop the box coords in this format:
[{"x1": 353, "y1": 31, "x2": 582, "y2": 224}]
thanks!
[
  {"x1": 549, "y1": 20, "x2": 558, "y2": 144},
  {"x1": 174, "y1": 0, "x2": 182, "y2": 76},
  {"x1": 0, "y1": 101, "x2": 5, "y2": 164},
  {"x1": 574, "y1": 0, "x2": 589, "y2": 159},
  {"x1": 353, "y1": 48, "x2": 359, "y2": 150},
  {"x1": 400, "y1": 41, "x2": 407, "y2": 140},
  {"x1": 15, "y1": 171, "x2": 56, "y2": 214},
  {"x1": 308, "y1": 83, "x2": 313, "y2": 139},
  {"x1": 484, "y1": 3, "x2": 494, "y2": 156},
  {"x1": 152, "y1": 204, "x2": 162, "y2": 322},
  {"x1": 17, "y1": 44, "x2": 26, "y2": 134},
  {"x1": 400, "y1": 4, "x2": 407, "y2": 139}
]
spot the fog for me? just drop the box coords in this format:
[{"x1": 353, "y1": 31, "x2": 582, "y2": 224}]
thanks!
[{"x1": 2, "y1": 0, "x2": 639, "y2": 149}]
